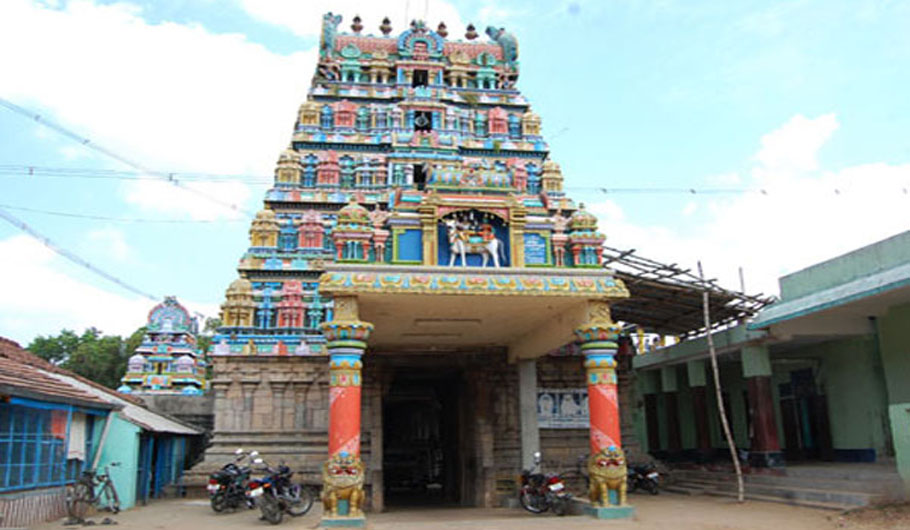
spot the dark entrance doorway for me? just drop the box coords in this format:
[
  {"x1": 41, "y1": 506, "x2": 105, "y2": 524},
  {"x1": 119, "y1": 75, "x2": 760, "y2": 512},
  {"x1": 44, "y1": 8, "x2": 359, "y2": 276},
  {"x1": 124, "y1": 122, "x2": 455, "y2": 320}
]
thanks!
[
  {"x1": 779, "y1": 368, "x2": 833, "y2": 461},
  {"x1": 382, "y1": 370, "x2": 461, "y2": 506}
]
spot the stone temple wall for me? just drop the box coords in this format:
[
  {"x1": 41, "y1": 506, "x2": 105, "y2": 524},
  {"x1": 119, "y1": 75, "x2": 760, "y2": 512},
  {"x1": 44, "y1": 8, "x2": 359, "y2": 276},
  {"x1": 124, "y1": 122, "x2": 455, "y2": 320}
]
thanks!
[
  {"x1": 139, "y1": 394, "x2": 215, "y2": 433},
  {"x1": 188, "y1": 352, "x2": 635, "y2": 508}
]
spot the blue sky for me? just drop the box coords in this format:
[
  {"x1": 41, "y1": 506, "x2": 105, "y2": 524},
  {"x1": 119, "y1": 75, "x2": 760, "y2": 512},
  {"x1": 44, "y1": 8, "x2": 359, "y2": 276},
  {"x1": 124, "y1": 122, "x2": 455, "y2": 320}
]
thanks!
[{"x1": 1, "y1": 0, "x2": 909, "y2": 344}]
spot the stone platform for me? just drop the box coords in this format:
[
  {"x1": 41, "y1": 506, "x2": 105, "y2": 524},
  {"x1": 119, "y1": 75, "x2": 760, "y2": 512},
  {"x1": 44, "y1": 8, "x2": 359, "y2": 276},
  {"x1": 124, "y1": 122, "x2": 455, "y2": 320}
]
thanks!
[
  {"x1": 321, "y1": 515, "x2": 366, "y2": 527},
  {"x1": 583, "y1": 504, "x2": 636, "y2": 519}
]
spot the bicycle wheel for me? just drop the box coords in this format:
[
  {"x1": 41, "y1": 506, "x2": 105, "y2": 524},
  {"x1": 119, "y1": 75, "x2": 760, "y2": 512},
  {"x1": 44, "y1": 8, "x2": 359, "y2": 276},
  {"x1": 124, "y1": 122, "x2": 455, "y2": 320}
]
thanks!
[
  {"x1": 66, "y1": 482, "x2": 92, "y2": 521},
  {"x1": 101, "y1": 481, "x2": 121, "y2": 514},
  {"x1": 285, "y1": 484, "x2": 315, "y2": 517}
]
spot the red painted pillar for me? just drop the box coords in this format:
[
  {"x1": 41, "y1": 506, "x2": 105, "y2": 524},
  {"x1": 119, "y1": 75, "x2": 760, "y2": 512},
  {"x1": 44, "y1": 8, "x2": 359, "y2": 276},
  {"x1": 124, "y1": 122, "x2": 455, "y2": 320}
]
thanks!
[
  {"x1": 575, "y1": 302, "x2": 632, "y2": 512},
  {"x1": 685, "y1": 360, "x2": 712, "y2": 462},
  {"x1": 691, "y1": 386, "x2": 712, "y2": 460},
  {"x1": 747, "y1": 375, "x2": 783, "y2": 466},
  {"x1": 320, "y1": 296, "x2": 374, "y2": 520},
  {"x1": 742, "y1": 345, "x2": 783, "y2": 468}
]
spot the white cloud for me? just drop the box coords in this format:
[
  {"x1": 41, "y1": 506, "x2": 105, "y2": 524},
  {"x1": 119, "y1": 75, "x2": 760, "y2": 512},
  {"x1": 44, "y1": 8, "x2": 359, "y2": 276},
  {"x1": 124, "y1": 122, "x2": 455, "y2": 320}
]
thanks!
[
  {"x1": 239, "y1": 0, "x2": 466, "y2": 38},
  {"x1": 123, "y1": 179, "x2": 252, "y2": 220},
  {"x1": 0, "y1": 0, "x2": 314, "y2": 217},
  {"x1": 592, "y1": 114, "x2": 910, "y2": 298},
  {"x1": 86, "y1": 226, "x2": 130, "y2": 261},
  {"x1": 0, "y1": 234, "x2": 220, "y2": 344},
  {"x1": 753, "y1": 113, "x2": 838, "y2": 175}
]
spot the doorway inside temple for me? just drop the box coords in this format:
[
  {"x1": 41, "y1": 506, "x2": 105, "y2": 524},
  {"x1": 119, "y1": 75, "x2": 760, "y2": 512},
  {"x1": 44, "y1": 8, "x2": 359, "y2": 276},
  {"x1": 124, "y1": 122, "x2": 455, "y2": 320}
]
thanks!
[{"x1": 382, "y1": 369, "x2": 461, "y2": 506}]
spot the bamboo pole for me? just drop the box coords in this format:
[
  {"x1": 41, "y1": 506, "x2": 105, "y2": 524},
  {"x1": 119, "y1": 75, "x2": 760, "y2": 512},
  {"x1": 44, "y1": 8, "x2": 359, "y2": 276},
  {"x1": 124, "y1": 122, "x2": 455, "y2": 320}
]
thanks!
[{"x1": 698, "y1": 261, "x2": 744, "y2": 503}]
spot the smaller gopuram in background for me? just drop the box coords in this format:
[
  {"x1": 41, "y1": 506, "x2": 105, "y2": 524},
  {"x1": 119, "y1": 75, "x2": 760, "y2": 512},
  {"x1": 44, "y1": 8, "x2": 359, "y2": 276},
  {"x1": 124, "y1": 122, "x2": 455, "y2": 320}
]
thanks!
[{"x1": 118, "y1": 296, "x2": 207, "y2": 396}]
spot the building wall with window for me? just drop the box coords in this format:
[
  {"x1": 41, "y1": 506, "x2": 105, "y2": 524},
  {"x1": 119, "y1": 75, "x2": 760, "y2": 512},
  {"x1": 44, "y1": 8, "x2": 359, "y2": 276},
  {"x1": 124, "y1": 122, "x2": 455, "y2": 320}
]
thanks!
[{"x1": 0, "y1": 399, "x2": 111, "y2": 528}]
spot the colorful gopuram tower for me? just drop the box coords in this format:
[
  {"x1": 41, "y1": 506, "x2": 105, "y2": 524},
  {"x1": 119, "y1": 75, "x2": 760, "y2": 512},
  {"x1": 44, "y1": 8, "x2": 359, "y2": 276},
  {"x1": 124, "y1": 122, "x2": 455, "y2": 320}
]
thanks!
[
  {"x1": 206, "y1": 12, "x2": 631, "y2": 523},
  {"x1": 119, "y1": 296, "x2": 207, "y2": 395}
]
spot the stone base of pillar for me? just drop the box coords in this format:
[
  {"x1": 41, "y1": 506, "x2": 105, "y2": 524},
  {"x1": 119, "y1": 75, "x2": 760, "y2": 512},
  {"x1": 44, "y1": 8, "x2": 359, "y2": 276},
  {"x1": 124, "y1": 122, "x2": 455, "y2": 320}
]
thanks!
[
  {"x1": 584, "y1": 504, "x2": 636, "y2": 519},
  {"x1": 748, "y1": 450, "x2": 785, "y2": 468},
  {"x1": 321, "y1": 516, "x2": 366, "y2": 528}
]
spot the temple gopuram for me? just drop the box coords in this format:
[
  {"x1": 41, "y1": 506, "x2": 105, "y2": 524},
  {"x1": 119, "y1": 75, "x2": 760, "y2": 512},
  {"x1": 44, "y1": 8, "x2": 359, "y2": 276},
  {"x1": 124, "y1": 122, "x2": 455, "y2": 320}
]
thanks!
[
  {"x1": 119, "y1": 296, "x2": 207, "y2": 396},
  {"x1": 198, "y1": 13, "x2": 636, "y2": 523}
]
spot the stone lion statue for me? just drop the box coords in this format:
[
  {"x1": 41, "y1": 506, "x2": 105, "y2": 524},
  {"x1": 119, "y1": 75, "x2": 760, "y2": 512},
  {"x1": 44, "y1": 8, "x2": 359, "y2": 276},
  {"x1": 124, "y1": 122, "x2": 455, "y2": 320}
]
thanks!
[
  {"x1": 588, "y1": 446, "x2": 627, "y2": 506},
  {"x1": 322, "y1": 452, "x2": 365, "y2": 517}
]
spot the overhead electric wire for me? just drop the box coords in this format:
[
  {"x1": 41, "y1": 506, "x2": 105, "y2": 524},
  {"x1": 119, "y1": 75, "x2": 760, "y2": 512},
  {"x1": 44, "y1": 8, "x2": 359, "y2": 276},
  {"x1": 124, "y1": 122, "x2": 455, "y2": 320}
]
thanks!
[
  {"x1": 0, "y1": 164, "x2": 273, "y2": 184},
  {"x1": 0, "y1": 98, "x2": 257, "y2": 216},
  {"x1": 0, "y1": 207, "x2": 159, "y2": 301},
  {"x1": 5, "y1": 164, "x2": 908, "y2": 197},
  {"x1": 0, "y1": 203, "x2": 244, "y2": 224}
]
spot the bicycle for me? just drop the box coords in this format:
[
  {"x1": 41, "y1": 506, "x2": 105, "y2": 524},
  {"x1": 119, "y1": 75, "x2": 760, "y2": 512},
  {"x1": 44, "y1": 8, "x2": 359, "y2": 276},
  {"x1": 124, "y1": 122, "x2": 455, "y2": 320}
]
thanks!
[{"x1": 65, "y1": 463, "x2": 121, "y2": 523}]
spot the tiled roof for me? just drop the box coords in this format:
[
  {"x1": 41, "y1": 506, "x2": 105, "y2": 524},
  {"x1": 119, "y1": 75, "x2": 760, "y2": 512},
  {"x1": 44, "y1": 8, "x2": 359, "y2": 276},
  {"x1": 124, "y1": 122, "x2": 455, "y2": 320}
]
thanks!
[
  {"x1": 44, "y1": 371, "x2": 202, "y2": 436},
  {"x1": 0, "y1": 337, "x2": 113, "y2": 409}
]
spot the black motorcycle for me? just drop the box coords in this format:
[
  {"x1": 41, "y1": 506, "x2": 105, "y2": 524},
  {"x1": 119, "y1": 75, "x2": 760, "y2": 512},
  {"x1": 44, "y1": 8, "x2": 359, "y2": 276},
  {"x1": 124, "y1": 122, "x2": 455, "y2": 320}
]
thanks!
[
  {"x1": 627, "y1": 462, "x2": 659, "y2": 495},
  {"x1": 246, "y1": 458, "x2": 315, "y2": 525},
  {"x1": 518, "y1": 451, "x2": 571, "y2": 516},
  {"x1": 208, "y1": 449, "x2": 258, "y2": 512}
]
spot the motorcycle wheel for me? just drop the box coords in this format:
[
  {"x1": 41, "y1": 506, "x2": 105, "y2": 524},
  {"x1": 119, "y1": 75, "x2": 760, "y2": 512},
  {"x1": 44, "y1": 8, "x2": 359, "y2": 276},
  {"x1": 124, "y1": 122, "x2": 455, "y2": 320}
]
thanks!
[
  {"x1": 645, "y1": 480, "x2": 659, "y2": 495},
  {"x1": 519, "y1": 487, "x2": 548, "y2": 514},
  {"x1": 285, "y1": 485, "x2": 315, "y2": 517},
  {"x1": 260, "y1": 496, "x2": 284, "y2": 525},
  {"x1": 551, "y1": 496, "x2": 569, "y2": 516},
  {"x1": 626, "y1": 476, "x2": 639, "y2": 494},
  {"x1": 210, "y1": 492, "x2": 227, "y2": 513}
]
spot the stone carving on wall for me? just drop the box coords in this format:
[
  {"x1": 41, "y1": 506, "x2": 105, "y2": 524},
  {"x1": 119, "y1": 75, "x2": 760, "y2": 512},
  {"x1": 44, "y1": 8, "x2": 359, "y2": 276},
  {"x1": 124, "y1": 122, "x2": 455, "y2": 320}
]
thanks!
[{"x1": 537, "y1": 388, "x2": 588, "y2": 428}]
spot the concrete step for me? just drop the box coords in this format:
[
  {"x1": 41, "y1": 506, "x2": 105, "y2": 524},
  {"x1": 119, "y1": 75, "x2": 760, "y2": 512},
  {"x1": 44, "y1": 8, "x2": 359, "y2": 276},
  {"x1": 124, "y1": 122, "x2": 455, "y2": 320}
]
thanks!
[
  {"x1": 673, "y1": 477, "x2": 876, "y2": 509},
  {"x1": 672, "y1": 469, "x2": 902, "y2": 496},
  {"x1": 664, "y1": 484, "x2": 853, "y2": 511}
]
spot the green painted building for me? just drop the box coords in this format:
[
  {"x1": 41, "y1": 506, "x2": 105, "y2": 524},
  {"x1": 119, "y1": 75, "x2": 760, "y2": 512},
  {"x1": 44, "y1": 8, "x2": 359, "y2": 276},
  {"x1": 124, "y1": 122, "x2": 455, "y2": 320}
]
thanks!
[{"x1": 632, "y1": 230, "x2": 910, "y2": 495}]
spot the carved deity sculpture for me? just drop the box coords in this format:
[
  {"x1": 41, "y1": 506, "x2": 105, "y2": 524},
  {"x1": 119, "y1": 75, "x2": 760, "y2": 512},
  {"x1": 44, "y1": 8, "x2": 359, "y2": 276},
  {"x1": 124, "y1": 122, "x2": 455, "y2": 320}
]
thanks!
[
  {"x1": 322, "y1": 452, "x2": 365, "y2": 517},
  {"x1": 551, "y1": 210, "x2": 570, "y2": 267},
  {"x1": 320, "y1": 13, "x2": 342, "y2": 58},
  {"x1": 588, "y1": 446, "x2": 628, "y2": 506},
  {"x1": 485, "y1": 26, "x2": 519, "y2": 69},
  {"x1": 444, "y1": 217, "x2": 505, "y2": 267}
]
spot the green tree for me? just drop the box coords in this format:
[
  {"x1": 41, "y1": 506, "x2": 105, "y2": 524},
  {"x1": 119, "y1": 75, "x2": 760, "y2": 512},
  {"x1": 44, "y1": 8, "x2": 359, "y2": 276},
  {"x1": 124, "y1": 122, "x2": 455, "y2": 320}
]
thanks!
[
  {"x1": 27, "y1": 329, "x2": 82, "y2": 365},
  {"x1": 27, "y1": 327, "x2": 146, "y2": 389},
  {"x1": 198, "y1": 316, "x2": 220, "y2": 380}
]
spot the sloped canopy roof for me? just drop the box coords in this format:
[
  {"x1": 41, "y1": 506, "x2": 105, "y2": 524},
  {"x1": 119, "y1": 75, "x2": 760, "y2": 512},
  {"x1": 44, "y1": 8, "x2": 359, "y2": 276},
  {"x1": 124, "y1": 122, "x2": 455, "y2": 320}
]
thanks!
[
  {"x1": 44, "y1": 372, "x2": 202, "y2": 436},
  {"x1": 602, "y1": 245, "x2": 774, "y2": 338}
]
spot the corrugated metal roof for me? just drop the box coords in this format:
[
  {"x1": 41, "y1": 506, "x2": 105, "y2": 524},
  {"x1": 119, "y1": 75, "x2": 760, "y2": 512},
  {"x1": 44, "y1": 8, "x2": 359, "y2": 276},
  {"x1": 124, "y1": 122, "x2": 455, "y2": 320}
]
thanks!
[{"x1": 42, "y1": 371, "x2": 202, "y2": 436}]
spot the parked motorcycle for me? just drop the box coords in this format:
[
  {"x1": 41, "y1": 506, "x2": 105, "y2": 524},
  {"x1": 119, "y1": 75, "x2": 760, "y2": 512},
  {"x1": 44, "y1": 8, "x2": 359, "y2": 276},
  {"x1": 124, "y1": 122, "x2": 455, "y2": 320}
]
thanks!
[
  {"x1": 626, "y1": 462, "x2": 659, "y2": 495},
  {"x1": 518, "y1": 451, "x2": 571, "y2": 516},
  {"x1": 246, "y1": 458, "x2": 315, "y2": 525},
  {"x1": 208, "y1": 448, "x2": 258, "y2": 513}
]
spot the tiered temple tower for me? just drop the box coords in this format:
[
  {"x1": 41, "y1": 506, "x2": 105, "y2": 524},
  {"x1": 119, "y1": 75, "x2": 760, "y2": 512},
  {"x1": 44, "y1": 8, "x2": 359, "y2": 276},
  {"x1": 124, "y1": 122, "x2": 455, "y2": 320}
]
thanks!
[
  {"x1": 119, "y1": 296, "x2": 207, "y2": 395},
  {"x1": 205, "y1": 13, "x2": 631, "y2": 523}
]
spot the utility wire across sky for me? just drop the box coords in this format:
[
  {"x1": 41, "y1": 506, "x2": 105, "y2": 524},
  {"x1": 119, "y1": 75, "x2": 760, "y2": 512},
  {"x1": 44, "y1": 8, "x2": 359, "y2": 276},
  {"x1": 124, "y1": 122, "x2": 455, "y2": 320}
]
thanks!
[
  {"x1": 3, "y1": 164, "x2": 908, "y2": 197},
  {"x1": 0, "y1": 203, "x2": 246, "y2": 224},
  {"x1": 0, "y1": 207, "x2": 160, "y2": 302},
  {"x1": 0, "y1": 97, "x2": 256, "y2": 217}
]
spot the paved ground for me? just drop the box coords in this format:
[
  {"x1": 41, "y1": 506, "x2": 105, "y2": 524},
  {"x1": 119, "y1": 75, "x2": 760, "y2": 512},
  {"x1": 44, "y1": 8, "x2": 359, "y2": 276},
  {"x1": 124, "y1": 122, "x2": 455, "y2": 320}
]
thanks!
[{"x1": 30, "y1": 494, "x2": 900, "y2": 530}]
